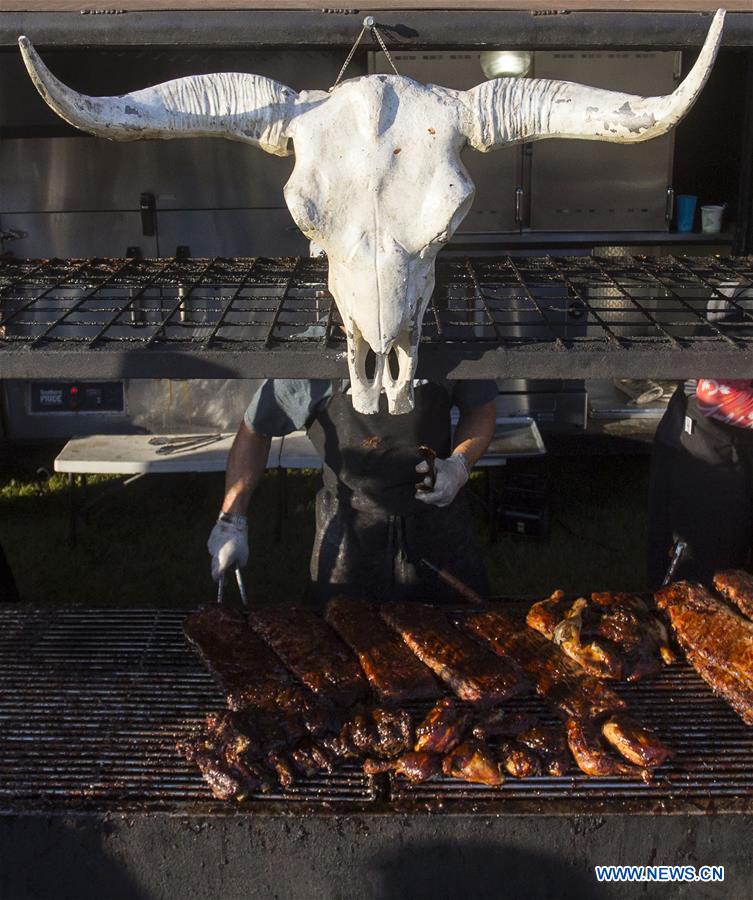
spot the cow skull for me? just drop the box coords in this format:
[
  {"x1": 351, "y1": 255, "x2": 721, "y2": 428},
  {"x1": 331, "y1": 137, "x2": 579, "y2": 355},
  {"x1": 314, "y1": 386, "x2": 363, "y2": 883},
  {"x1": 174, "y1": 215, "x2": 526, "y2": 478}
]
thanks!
[{"x1": 19, "y1": 10, "x2": 724, "y2": 414}]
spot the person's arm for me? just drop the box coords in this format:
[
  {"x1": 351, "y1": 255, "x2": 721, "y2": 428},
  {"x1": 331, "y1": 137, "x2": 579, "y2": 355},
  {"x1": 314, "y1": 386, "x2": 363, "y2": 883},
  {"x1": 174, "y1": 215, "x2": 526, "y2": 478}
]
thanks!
[
  {"x1": 451, "y1": 399, "x2": 496, "y2": 467},
  {"x1": 209, "y1": 378, "x2": 331, "y2": 580},
  {"x1": 221, "y1": 422, "x2": 272, "y2": 516},
  {"x1": 208, "y1": 422, "x2": 271, "y2": 581},
  {"x1": 416, "y1": 399, "x2": 496, "y2": 508}
]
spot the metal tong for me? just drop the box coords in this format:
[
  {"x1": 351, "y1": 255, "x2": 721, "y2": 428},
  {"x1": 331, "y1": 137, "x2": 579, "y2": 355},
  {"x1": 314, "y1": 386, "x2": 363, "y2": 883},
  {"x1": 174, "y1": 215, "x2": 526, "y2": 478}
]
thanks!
[
  {"x1": 662, "y1": 540, "x2": 688, "y2": 587},
  {"x1": 217, "y1": 565, "x2": 249, "y2": 609},
  {"x1": 149, "y1": 433, "x2": 223, "y2": 455}
]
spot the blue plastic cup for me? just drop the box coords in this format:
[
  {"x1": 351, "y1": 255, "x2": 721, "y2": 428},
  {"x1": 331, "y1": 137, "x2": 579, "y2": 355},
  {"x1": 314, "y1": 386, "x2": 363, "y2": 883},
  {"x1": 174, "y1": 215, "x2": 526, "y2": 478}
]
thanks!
[{"x1": 676, "y1": 194, "x2": 697, "y2": 233}]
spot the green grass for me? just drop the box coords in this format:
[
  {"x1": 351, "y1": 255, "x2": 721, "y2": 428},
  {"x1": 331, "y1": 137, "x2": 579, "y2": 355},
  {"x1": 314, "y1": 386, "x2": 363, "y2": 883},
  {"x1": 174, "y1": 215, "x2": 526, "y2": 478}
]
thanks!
[{"x1": 0, "y1": 455, "x2": 650, "y2": 608}]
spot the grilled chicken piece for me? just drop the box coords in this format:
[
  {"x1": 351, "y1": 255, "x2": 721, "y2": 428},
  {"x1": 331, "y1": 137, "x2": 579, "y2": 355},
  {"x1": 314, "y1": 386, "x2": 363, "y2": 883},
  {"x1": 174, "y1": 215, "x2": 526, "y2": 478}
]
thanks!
[
  {"x1": 290, "y1": 742, "x2": 329, "y2": 777},
  {"x1": 207, "y1": 709, "x2": 295, "y2": 789},
  {"x1": 591, "y1": 592, "x2": 676, "y2": 668},
  {"x1": 341, "y1": 707, "x2": 414, "y2": 759},
  {"x1": 526, "y1": 590, "x2": 572, "y2": 640},
  {"x1": 274, "y1": 688, "x2": 344, "y2": 739},
  {"x1": 714, "y1": 570, "x2": 753, "y2": 621},
  {"x1": 372, "y1": 707, "x2": 414, "y2": 757},
  {"x1": 499, "y1": 741, "x2": 542, "y2": 778},
  {"x1": 565, "y1": 717, "x2": 648, "y2": 781},
  {"x1": 179, "y1": 718, "x2": 276, "y2": 799},
  {"x1": 266, "y1": 752, "x2": 297, "y2": 789},
  {"x1": 528, "y1": 591, "x2": 673, "y2": 681},
  {"x1": 442, "y1": 739, "x2": 505, "y2": 786},
  {"x1": 601, "y1": 714, "x2": 672, "y2": 768},
  {"x1": 198, "y1": 702, "x2": 341, "y2": 794},
  {"x1": 325, "y1": 596, "x2": 441, "y2": 703},
  {"x1": 460, "y1": 610, "x2": 625, "y2": 719},
  {"x1": 363, "y1": 751, "x2": 442, "y2": 783},
  {"x1": 381, "y1": 602, "x2": 528, "y2": 704},
  {"x1": 516, "y1": 725, "x2": 570, "y2": 777},
  {"x1": 656, "y1": 581, "x2": 753, "y2": 725},
  {"x1": 471, "y1": 710, "x2": 535, "y2": 741},
  {"x1": 415, "y1": 697, "x2": 470, "y2": 754},
  {"x1": 184, "y1": 746, "x2": 248, "y2": 801},
  {"x1": 552, "y1": 597, "x2": 624, "y2": 680}
]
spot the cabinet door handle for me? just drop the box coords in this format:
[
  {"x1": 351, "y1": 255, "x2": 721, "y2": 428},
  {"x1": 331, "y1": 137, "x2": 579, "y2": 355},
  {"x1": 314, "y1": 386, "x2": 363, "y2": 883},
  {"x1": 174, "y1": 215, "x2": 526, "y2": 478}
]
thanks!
[
  {"x1": 665, "y1": 187, "x2": 675, "y2": 223},
  {"x1": 515, "y1": 186, "x2": 524, "y2": 225},
  {"x1": 140, "y1": 192, "x2": 156, "y2": 237}
]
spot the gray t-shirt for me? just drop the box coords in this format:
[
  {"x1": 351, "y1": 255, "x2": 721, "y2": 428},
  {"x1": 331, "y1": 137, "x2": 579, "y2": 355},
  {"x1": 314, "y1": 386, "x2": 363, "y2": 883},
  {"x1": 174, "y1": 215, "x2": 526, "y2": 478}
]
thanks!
[{"x1": 244, "y1": 379, "x2": 498, "y2": 436}]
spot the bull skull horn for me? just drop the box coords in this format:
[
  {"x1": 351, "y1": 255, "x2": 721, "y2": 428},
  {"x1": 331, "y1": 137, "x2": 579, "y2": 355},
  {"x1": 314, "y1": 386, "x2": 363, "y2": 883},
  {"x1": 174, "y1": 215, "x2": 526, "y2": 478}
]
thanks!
[
  {"x1": 18, "y1": 36, "x2": 299, "y2": 156},
  {"x1": 462, "y1": 8, "x2": 725, "y2": 151}
]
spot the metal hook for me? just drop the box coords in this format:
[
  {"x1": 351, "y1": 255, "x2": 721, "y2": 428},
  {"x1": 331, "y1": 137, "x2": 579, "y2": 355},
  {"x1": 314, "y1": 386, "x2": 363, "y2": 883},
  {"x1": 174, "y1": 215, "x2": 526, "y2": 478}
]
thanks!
[{"x1": 330, "y1": 16, "x2": 399, "y2": 91}]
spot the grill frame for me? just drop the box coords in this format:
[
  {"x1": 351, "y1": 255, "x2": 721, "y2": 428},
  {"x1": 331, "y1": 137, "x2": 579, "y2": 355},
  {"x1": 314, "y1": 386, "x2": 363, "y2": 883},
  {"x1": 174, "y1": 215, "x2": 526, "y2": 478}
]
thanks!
[
  {"x1": 2, "y1": 254, "x2": 753, "y2": 381},
  {"x1": 1, "y1": 605, "x2": 753, "y2": 818}
]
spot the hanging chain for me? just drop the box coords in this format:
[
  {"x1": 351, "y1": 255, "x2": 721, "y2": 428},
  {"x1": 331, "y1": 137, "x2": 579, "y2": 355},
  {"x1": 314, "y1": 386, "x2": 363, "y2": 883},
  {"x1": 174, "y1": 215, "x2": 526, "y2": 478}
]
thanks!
[
  {"x1": 330, "y1": 16, "x2": 399, "y2": 91},
  {"x1": 371, "y1": 23, "x2": 399, "y2": 76}
]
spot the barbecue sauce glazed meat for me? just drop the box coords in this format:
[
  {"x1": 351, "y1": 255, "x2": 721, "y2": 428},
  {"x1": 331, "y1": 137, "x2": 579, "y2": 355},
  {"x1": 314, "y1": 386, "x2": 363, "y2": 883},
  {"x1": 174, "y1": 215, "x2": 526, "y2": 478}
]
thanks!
[
  {"x1": 325, "y1": 596, "x2": 440, "y2": 703},
  {"x1": 380, "y1": 601, "x2": 528, "y2": 703},
  {"x1": 656, "y1": 580, "x2": 753, "y2": 725},
  {"x1": 460, "y1": 609, "x2": 625, "y2": 719},
  {"x1": 183, "y1": 605, "x2": 293, "y2": 710},
  {"x1": 713, "y1": 570, "x2": 753, "y2": 621},
  {"x1": 249, "y1": 606, "x2": 368, "y2": 707}
]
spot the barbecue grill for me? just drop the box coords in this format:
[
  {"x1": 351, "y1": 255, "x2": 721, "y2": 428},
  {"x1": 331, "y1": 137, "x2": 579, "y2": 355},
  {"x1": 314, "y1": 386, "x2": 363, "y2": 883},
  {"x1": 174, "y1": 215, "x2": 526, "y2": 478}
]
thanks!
[
  {"x1": 1, "y1": 603, "x2": 752, "y2": 898},
  {"x1": 3, "y1": 7, "x2": 753, "y2": 896}
]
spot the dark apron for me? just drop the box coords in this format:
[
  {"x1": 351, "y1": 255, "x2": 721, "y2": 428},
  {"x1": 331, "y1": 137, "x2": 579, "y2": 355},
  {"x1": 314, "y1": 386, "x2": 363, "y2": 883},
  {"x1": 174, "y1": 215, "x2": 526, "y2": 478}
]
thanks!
[
  {"x1": 647, "y1": 385, "x2": 753, "y2": 586},
  {"x1": 306, "y1": 382, "x2": 489, "y2": 605}
]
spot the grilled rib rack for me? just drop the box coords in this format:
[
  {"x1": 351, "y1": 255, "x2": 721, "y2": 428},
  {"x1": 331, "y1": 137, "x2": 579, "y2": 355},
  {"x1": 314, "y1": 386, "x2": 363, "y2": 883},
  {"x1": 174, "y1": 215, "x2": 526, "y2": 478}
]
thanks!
[
  {"x1": 1, "y1": 606, "x2": 752, "y2": 816},
  {"x1": 1, "y1": 255, "x2": 753, "y2": 380}
]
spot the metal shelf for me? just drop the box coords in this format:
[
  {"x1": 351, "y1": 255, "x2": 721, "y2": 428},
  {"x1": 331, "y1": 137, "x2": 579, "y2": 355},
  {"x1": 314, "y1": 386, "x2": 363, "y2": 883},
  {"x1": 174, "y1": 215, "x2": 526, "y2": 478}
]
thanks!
[
  {"x1": 3, "y1": 10, "x2": 753, "y2": 50},
  {"x1": 1, "y1": 254, "x2": 752, "y2": 381}
]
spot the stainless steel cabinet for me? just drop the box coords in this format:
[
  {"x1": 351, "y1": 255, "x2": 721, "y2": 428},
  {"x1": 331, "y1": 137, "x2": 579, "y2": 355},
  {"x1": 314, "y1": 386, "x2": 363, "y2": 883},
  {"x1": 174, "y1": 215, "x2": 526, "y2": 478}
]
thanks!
[
  {"x1": 371, "y1": 51, "x2": 522, "y2": 234},
  {"x1": 529, "y1": 51, "x2": 677, "y2": 231},
  {"x1": 373, "y1": 49, "x2": 678, "y2": 235}
]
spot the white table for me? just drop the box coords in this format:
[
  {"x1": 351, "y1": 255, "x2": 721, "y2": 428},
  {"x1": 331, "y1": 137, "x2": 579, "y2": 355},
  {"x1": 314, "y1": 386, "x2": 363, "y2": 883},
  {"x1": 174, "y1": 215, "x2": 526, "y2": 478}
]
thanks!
[
  {"x1": 54, "y1": 433, "x2": 284, "y2": 544},
  {"x1": 54, "y1": 433, "x2": 283, "y2": 475}
]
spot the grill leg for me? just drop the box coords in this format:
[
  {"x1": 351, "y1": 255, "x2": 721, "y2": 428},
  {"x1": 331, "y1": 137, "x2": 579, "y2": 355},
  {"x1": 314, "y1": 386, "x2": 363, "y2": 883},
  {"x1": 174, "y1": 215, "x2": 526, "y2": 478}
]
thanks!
[
  {"x1": 0, "y1": 540, "x2": 20, "y2": 603},
  {"x1": 274, "y1": 467, "x2": 288, "y2": 544},
  {"x1": 485, "y1": 468, "x2": 499, "y2": 544},
  {"x1": 68, "y1": 473, "x2": 78, "y2": 547}
]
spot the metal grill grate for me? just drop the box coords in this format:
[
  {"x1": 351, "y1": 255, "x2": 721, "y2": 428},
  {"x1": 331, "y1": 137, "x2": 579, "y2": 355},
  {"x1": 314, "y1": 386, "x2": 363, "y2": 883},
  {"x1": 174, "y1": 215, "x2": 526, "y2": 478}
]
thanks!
[
  {"x1": 0, "y1": 609, "x2": 377, "y2": 813},
  {"x1": 0, "y1": 607, "x2": 752, "y2": 815},
  {"x1": 2, "y1": 255, "x2": 753, "y2": 380},
  {"x1": 392, "y1": 671, "x2": 753, "y2": 814}
]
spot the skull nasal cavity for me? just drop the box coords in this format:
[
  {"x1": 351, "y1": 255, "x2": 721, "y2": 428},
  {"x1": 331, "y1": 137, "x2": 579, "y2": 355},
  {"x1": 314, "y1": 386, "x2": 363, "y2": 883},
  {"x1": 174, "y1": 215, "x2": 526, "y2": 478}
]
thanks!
[
  {"x1": 387, "y1": 346, "x2": 400, "y2": 380},
  {"x1": 364, "y1": 348, "x2": 377, "y2": 380}
]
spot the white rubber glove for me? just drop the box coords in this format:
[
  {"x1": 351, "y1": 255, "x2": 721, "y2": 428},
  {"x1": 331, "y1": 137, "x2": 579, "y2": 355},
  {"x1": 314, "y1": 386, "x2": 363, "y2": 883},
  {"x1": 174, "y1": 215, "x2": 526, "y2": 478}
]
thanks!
[
  {"x1": 208, "y1": 513, "x2": 249, "y2": 582},
  {"x1": 415, "y1": 452, "x2": 470, "y2": 508}
]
